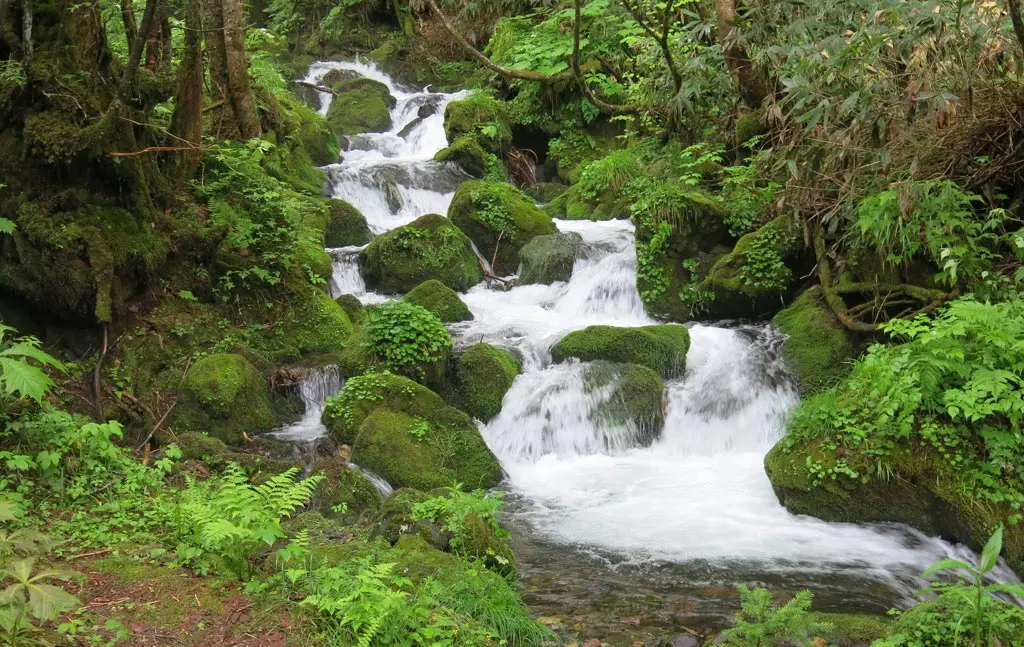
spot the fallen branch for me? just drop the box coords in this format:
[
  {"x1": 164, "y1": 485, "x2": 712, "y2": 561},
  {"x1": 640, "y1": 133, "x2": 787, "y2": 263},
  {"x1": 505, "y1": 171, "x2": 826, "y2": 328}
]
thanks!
[
  {"x1": 295, "y1": 80, "x2": 338, "y2": 95},
  {"x1": 108, "y1": 145, "x2": 209, "y2": 157},
  {"x1": 67, "y1": 547, "x2": 114, "y2": 561},
  {"x1": 134, "y1": 398, "x2": 177, "y2": 452}
]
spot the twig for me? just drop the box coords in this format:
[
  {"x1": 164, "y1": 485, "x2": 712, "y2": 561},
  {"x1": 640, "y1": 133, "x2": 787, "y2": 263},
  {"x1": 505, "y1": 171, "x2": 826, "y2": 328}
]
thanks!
[
  {"x1": 135, "y1": 398, "x2": 177, "y2": 451},
  {"x1": 67, "y1": 547, "x2": 114, "y2": 561},
  {"x1": 108, "y1": 145, "x2": 210, "y2": 157}
]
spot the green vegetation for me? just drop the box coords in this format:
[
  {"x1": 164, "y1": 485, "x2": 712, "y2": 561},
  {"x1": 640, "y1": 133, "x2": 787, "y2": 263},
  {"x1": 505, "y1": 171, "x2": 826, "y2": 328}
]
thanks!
[
  {"x1": 445, "y1": 343, "x2": 521, "y2": 422},
  {"x1": 448, "y1": 181, "x2": 558, "y2": 275},
  {"x1": 365, "y1": 301, "x2": 454, "y2": 380},
  {"x1": 772, "y1": 289, "x2": 857, "y2": 394},
  {"x1": 174, "y1": 353, "x2": 275, "y2": 445},
  {"x1": 325, "y1": 77, "x2": 394, "y2": 136},
  {"x1": 404, "y1": 279, "x2": 474, "y2": 323},
  {"x1": 324, "y1": 199, "x2": 372, "y2": 248},
  {"x1": 551, "y1": 324, "x2": 690, "y2": 379},
  {"x1": 359, "y1": 214, "x2": 484, "y2": 293}
]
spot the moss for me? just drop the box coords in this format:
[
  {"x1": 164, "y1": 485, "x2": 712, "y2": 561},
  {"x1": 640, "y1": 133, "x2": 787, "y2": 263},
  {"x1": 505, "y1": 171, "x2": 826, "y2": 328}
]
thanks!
[
  {"x1": 772, "y1": 289, "x2": 857, "y2": 394},
  {"x1": 735, "y1": 110, "x2": 766, "y2": 148},
  {"x1": 325, "y1": 77, "x2": 394, "y2": 136},
  {"x1": 765, "y1": 430, "x2": 1024, "y2": 572},
  {"x1": 288, "y1": 97, "x2": 341, "y2": 166},
  {"x1": 442, "y1": 93, "x2": 512, "y2": 152},
  {"x1": 435, "y1": 134, "x2": 489, "y2": 178},
  {"x1": 701, "y1": 214, "x2": 802, "y2": 319},
  {"x1": 890, "y1": 593, "x2": 1024, "y2": 645},
  {"x1": 335, "y1": 294, "x2": 367, "y2": 327},
  {"x1": 175, "y1": 353, "x2": 274, "y2": 445},
  {"x1": 517, "y1": 231, "x2": 584, "y2": 285},
  {"x1": 336, "y1": 327, "x2": 378, "y2": 378},
  {"x1": 809, "y1": 613, "x2": 890, "y2": 646},
  {"x1": 311, "y1": 457, "x2": 384, "y2": 519},
  {"x1": 551, "y1": 325, "x2": 690, "y2": 379},
  {"x1": 373, "y1": 488, "x2": 441, "y2": 546},
  {"x1": 176, "y1": 432, "x2": 229, "y2": 462},
  {"x1": 460, "y1": 512, "x2": 515, "y2": 577},
  {"x1": 284, "y1": 289, "x2": 354, "y2": 354},
  {"x1": 359, "y1": 213, "x2": 483, "y2": 293},
  {"x1": 542, "y1": 192, "x2": 568, "y2": 220},
  {"x1": 523, "y1": 182, "x2": 569, "y2": 204},
  {"x1": 584, "y1": 362, "x2": 665, "y2": 444},
  {"x1": 448, "y1": 180, "x2": 558, "y2": 275},
  {"x1": 324, "y1": 373, "x2": 502, "y2": 490},
  {"x1": 404, "y1": 279, "x2": 473, "y2": 323},
  {"x1": 447, "y1": 343, "x2": 521, "y2": 422},
  {"x1": 324, "y1": 199, "x2": 372, "y2": 247}
]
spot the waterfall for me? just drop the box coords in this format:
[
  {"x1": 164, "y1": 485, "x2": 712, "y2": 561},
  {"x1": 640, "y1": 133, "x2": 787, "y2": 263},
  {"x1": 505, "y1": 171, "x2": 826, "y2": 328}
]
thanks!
[
  {"x1": 299, "y1": 59, "x2": 1018, "y2": 614},
  {"x1": 269, "y1": 365, "x2": 341, "y2": 442}
]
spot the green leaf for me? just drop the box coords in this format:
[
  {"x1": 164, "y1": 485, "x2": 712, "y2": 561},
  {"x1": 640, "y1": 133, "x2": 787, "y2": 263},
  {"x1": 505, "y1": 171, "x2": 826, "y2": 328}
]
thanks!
[
  {"x1": 27, "y1": 582, "x2": 80, "y2": 622},
  {"x1": 978, "y1": 525, "x2": 1003, "y2": 574},
  {"x1": 0, "y1": 357, "x2": 54, "y2": 402},
  {"x1": 0, "y1": 218, "x2": 15, "y2": 235},
  {"x1": 922, "y1": 558, "x2": 971, "y2": 579}
]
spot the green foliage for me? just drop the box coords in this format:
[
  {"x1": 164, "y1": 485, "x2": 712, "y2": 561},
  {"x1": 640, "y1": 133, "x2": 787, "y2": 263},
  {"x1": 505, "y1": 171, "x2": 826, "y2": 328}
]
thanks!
[
  {"x1": 0, "y1": 325, "x2": 64, "y2": 404},
  {"x1": 717, "y1": 586, "x2": 832, "y2": 647},
  {"x1": 740, "y1": 221, "x2": 795, "y2": 291},
  {"x1": 576, "y1": 149, "x2": 644, "y2": 201},
  {"x1": 173, "y1": 463, "x2": 323, "y2": 579},
  {"x1": 365, "y1": 302, "x2": 454, "y2": 378},
  {"x1": 785, "y1": 298, "x2": 1024, "y2": 512},
  {"x1": 412, "y1": 487, "x2": 507, "y2": 556}
]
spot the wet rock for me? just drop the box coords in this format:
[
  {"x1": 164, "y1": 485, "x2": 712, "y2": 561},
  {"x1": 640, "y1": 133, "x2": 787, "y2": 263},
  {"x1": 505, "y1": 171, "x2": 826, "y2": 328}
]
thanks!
[
  {"x1": 325, "y1": 77, "x2": 394, "y2": 137},
  {"x1": 384, "y1": 178, "x2": 404, "y2": 214},
  {"x1": 418, "y1": 98, "x2": 442, "y2": 119},
  {"x1": 443, "y1": 342, "x2": 521, "y2": 422},
  {"x1": 321, "y1": 69, "x2": 360, "y2": 87},
  {"x1": 772, "y1": 287, "x2": 857, "y2": 394},
  {"x1": 397, "y1": 116, "x2": 425, "y2": 139},
  {"x1": 517, "y1": 231, "x2": 584, "y2": 285},
  {"x1": 324, "y1": 198, "x2": 371, "y2": 247},
  {"x1": 665, "y1": 635, "x2": 699, "y2": 647},
  {"x1": 552, "y1": 324, "x2": 690, "y2": 379}
]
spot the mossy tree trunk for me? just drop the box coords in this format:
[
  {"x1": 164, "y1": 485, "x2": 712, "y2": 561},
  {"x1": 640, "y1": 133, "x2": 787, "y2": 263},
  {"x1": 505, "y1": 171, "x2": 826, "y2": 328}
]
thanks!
[
  {"x1": 170, "y1": 0, "x2": 203, "y2": 181},
  {"x1": 221, "y1": 0, "x2": 261, "y2": 139},
  {"x1": 203, "y1": 0, "x2": 230, "y2": 104},
  {"x1": 21, "y1": 0, "x2": 32, "y2": 64},
  {"x1": 120, "y1": 0, "x2": 138, "y2": 53},
  {"x1": 121, "y1": 0, "x2": 158, "y2": 98}
]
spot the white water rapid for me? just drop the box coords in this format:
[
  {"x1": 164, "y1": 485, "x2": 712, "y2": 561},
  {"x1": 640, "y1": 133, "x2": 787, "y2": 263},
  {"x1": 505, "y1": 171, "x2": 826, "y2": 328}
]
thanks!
[{"x1": 297, "y1": 60, "x2": 1016, "y2": 617}]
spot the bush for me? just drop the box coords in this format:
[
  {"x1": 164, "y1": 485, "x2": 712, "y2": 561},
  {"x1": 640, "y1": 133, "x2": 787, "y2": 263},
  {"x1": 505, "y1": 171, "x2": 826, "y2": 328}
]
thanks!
[{"x1": 365, "y1": 301, "x2": 454, "y2": 379}]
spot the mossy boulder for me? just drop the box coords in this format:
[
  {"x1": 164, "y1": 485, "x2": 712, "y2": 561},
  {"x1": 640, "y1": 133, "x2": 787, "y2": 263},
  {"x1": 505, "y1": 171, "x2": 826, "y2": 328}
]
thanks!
[
  {"x1": 322, "y1": 373, "x2": 502, "y2": 490},
  {"x1": 772, "y1": 289, "x2": 857, "y2": 394},
  {"x1": 334, "y1": 294, "x2": 367, "y2": 327},
  {"x1": 290, "y1": 100, "x2": 341, "y2": 166},
  {"x1": 445, "y1": 343, "x2": 521, "y2": 422},
  {"x1": 435, "y1": 135, "x2": 489, "y2": 178},
  {"x1": 584, "y1": 362, "x2": 665, "y2": 444},
  {"x1": 373, "y1": 488, "x2": 447, "y2": 547},
  {"x1": 359, "y1": 214, "x2": 483, "y2": 293},
  {"x1": 888, "y1": 593, "x2": 1024, "y2": 645},
  {"x1": 176, "y1": 431, "x2": 230, "y2": 463},
  {"x1": 175, "y1": 353, "x2": 274, "y2": 445},
  {"x1": 442, "y1": 93, "x2": 512, "y2": 151},
  {"x1": 632, "y1": 190, "x2": 732, "y2": 322},
  {"x1": 311, "y1": 459, "x2": 385, "y2": 519},
  {"x1": 765, "y1": 430, "x2": 1024, "y2": 572},
  {"x1": 523, "y1": 182, "x2": 568, "y2": 204},
  {"x1": 701, "y1": 214, "x2": 803, "y2": 320},
  {"x1": 517, "y1": 231, "x2": 584, "y2": 285},
  {"x1": 448, "y1": 181, "x2": 558, "y2": 275},
  {"x1": 325, "y1": 77, "x2": 394, "y2": 137},
  {"x1": 460, "y1": 512, "x2": 515, "y2": 577},
  {"x1": 404, "y1": 279, "x2": 473, "y2": 323},
  {"x1": 324, "y1": 199, "x2": 371, "y2": 248},
  {"x1": 283, "y1": 290, "x2": 354, "y2": 354},
  {"x1": 551, "y1": 325, "x2": 690, "y2": 379}
]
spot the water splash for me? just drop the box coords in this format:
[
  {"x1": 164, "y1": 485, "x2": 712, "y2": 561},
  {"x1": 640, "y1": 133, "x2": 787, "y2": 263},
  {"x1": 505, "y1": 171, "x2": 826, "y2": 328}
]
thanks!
[{"x1": 269, "y1": 365, "x2": 341, "y2": 442}]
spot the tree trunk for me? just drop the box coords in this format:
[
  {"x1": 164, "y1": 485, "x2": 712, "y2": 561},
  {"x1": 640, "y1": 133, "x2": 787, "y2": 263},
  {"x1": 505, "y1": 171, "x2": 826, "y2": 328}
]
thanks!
[
  {"x1": 120, "y1": 0, "x2": 137, "y2": 53},
  {"x1": 714, "y1": 0, "x2": 767, "y2": 109},
  {"x1": 159, "y1": 13, "x2": 172, "y2": 72},
  {"x1": 203, "y1": 0, "x2": 228, "y2": 100},
  {"x1": 221, "y1": 0, "x2": 261, "y2": 139},
  {"x1": 121, "y1": 0, "x2": 158, "y2": 98},
  {"x1": 144, "y1": 5, "x2": 161, "y2": 70},
  {"x1": 170, "y1": 0, "x2": 203, "y2": 181},
  {"x1": 1007, "y1": 0, "x2": 1024, "y2": 62},
  {"x1": 22, "y1": 0, "x2": 32, "y2": 64}
]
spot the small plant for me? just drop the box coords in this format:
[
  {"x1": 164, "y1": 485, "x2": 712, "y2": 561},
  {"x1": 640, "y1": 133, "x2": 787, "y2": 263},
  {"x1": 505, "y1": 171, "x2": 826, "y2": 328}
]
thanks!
[
  {"x1": 717, "y1": 585, "x2": 832, "y2": 647},
  {"x1": 412, "y1": 486, "x2": 506, "y2": 554},
  {"x1": 365, "y1": 302, "x2": 453, "y2": 378},
  {"x1": 0, "y1": 324, "x2": 65, "y2": 404}
]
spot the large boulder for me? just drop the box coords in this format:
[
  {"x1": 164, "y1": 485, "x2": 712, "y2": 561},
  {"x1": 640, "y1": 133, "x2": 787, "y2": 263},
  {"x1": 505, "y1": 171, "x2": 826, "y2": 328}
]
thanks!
[
  {"x1": 322, "y1": 373, "x2": 502, "y2": 490},
  {"x1": 700, "y1": 214, "x2": 803, "y2": 320},
  {"x1": 584, "y1": 362, "x2": 665, "y2": 444},
  {"x1": 404, "y1": 279, "x2": 473, "y2": 323},
  {"x1": 445, "y1": 343, "x2": 521, "y2": 422},
  {"x1": 772, "y1": 288, "x2": 857, "y2": 394},
  {"x1": 448, "y1": 181, "x2": 557, "y2": 275},
  {"x1": 359, "y1": 214, "x2": 483, "y2": 293},
  {"x1": 324, "y1": 199, "x2": 371, "y2": 248},
  {"x1": 517, "y1": 232, "x2": 584, "y2": 285},
  {"x1": 283, "y1": 290, "x2": 355, "y2": 355},
  {"x1": 551, "y1": 325, "x2": 690, "y2": 379},
  {"x1": 434, "y1": 93, "x2": 512, "y2": 178},
  {"x1": 325, "y1": 77, "x2": 394, "y2": 137},
  {"x1": 175, "y1": 353, "x2": 274, "y2": 445}
]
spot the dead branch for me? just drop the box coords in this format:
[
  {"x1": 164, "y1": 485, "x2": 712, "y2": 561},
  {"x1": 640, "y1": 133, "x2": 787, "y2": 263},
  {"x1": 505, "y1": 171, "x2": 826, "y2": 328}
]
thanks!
[
  {"x1": 134, "y1": 398, "x2": 177, "y2": 451},
  {"x1": 295, "y1": 80, "x2": 339, "y2": 95},
  {"x1": 108, "y1": 145, "x2": 209, "y2": 157}
]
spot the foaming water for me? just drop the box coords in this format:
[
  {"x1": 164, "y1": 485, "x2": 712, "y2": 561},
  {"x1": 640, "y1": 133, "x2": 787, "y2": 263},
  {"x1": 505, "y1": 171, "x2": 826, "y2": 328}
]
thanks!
[
  {"x1": 328, "y1": 246, "x2": 391, "y2": 303},
  {"x1": 270, "y1": 365, "x2": 341, "y2": 442}
]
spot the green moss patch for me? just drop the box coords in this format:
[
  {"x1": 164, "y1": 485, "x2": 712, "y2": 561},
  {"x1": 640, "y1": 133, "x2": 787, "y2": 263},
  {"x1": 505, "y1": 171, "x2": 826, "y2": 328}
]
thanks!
[
  {"x1": 174, "y1": 353, "x2": 274, "y2": 446},
  {"x1": 404, "y1": 279, "x2": 473, "y2": 323},
  {"x1": 359, "y1": 213, "x2": 484, "y2": 293},
  {"x1": 325, "y1": 77, "x2": 394, "y2": 137},
  {"x1": 445, "y1": 343, "x2": 521, "y2": 422},
  {"x1": 772, "y1": 288, "x2": 857, "y2": 394},
  {"x1": 324, "y1": 198, "x2": 371, "y2": 247},
  {"x1": 552, "y1": 325, "x2": 690, "y2": 379}
]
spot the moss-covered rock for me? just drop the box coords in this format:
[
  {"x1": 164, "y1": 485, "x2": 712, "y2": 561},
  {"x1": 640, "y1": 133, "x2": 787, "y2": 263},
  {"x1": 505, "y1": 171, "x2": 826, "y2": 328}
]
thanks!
[
  {"x1": 584, "y1": 362, "x2": 665, "y2": 443},
  {"x1": 442, "y1": 93, "x2": 512, "y2": 151},
  {"x1": 772, "y1": 289, "x2": 857, "y2": 394},
  {"x1": 445, "y1": 343, "x2": 521, "y2": 422},
  {"x1": 322, "y1": 373, "x2": 502, "y2": 490},
  {"x1": 435, "y1": 135, "x2": 489, "y2": 178},
  {"x1": 735, "y1": 109, "x2": 767, "y2": 148},
  {"x1": 311, "y1": 458, "x2": 385, "y2": 519},
  {"x1": 632, "y1": 190, "x2": 732, "y2": 322},
  {"x1": 448, "y1": 180, "x2": 558, "y2": 275},
  {"x1": 460, "y1": 512, "x2": 515, "y2": 577},
  {"x1": 324, "y1": 199, "x2": 371, "y2": 248},
  {"x1": 283, "y1": 289, "x2": 354, "y2": 354},
  {"x1": 517, "y1": 231, "x2": 584, "y2": 285},
  {"x1": 373, "y1": 488, "x2": 448, "y2": 548},
  {"x1": 337, "y1": 327, "x2": 377, "y2": 377},
  {"x1": 890, "y1": 593, "x2": 1024, "y2": 645},
  {"x1": 359, "y1": 214, "x2": 483, "y2": 293},
  {"x1": 334, "y1": 294, "x2": 367, "y2": 328},
  {"x1": 701, "y1": 214, "x2": 803, "y2": 320},
  {"x1": 325, "y1": 77, "x2": 394, "y2": 137},
  {"x1": 175, "y1": 353, "x2": 275, "y2": 445},
  {"x1": 809, "y1": 613, "x2": 890, "y2": 647},
  {"x1": 551, "y1": 325, "x2": 690, "y2": 379},
  {"x1": 404, "y1": 279, "x2": 473, "y2": 323},
  {"x1": 290, "y1": 100, "x2": 341, "y2": 166},
  {"x1": 176, "y1": 431, "x2": 230, "y2": 463},
  {"x1": 523, "y1": 182, "x2": 569, "y2": 205}
]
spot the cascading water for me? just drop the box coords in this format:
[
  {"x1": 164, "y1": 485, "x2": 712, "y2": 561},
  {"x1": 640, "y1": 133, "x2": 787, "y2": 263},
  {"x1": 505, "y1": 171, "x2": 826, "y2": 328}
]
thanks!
[
  {"x1": 269, "y1": 365, "x2": 342, "y2": 442},
  {"x1": 304, "y1": 60, "x2": 1018, "y2": 634}
]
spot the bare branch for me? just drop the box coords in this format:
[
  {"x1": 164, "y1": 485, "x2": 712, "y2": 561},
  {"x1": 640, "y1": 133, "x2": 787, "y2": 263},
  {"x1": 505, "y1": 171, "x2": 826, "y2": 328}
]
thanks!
[{"x1": 571, "y1": 0, "x2": 640, "y2": 115}]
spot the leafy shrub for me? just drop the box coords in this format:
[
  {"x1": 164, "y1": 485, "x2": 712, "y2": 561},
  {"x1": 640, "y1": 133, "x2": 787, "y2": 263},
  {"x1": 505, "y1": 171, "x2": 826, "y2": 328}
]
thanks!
[
  {"x1": 786, "y1": 298, "x2": 1024, "y2": 512},
  {"x1": 173, "y1": 463, "x2": 323, "y2": 579},
  {"x1": 412, "y1": 487, "x2": 506, "y2": 554},
  {"x1": 365, "y1": 302, "x2": 454, "y2": 378},
  {"x1": 0, "y1": 324, "x2": 64, "y2": 404}
]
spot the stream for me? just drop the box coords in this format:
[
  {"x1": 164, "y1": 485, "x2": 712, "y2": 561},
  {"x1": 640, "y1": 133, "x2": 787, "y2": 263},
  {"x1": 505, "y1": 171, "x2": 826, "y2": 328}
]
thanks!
[{"x1": 285, "y1": 60, "x2": 1018, "y2": 642}]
